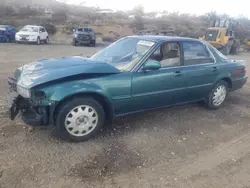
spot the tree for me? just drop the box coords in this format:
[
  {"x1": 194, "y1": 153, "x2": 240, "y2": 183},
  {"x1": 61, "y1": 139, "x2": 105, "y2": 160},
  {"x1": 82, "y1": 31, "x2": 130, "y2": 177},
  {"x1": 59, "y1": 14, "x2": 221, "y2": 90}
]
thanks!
[{"x1": 132, "y1": 5, "x2": 144, "y2": 30}]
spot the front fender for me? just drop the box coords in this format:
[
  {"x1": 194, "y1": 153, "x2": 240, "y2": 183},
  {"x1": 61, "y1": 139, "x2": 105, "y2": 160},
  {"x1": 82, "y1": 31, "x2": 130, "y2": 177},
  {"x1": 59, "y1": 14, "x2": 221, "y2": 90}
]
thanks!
[{"x1": 41, "y1": 80, "x2": 113, "y2": 103}]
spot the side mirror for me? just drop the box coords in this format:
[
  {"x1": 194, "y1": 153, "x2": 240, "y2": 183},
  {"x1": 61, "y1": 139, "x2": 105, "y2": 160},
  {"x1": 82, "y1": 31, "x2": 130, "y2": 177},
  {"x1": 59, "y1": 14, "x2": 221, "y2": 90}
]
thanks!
[{"x1": 142, "y1": 59, "x2": 161, "y2": 71}]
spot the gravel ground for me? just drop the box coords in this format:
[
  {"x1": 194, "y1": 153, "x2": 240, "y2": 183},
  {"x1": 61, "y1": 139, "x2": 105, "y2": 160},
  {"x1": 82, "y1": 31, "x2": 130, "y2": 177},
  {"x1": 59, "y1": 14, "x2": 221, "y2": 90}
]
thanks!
[{"x1": 1, "y1": 43, "x2": 250, "y2": 188}]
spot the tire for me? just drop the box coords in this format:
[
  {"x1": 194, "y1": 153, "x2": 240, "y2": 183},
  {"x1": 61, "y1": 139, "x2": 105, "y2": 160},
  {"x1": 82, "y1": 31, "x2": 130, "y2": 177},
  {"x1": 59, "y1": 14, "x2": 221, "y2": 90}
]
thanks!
[
  {"x1": 45, "y1": 36, "x2": 49, "y2": 44},
  {"x1": 72, "y1": 39, "x2": 78, "y2": 46},
  {"x1": 204, "y1": 80, "x2": 229, "y2": 109},
  {"x1": 55, "y1": 97, "x2": 105, "y2": 142},
  {"x1": 221, "y1": 44, "x2": 230, "y2": 55},
  {"x1": 91, "y1": 40, "x2": 96, "y2": 47},
  {"x1": 230, "y1": 41, "x2": 240, "y2": 55},
  {"x1": 37, "y1": 37, "x2": 41, "y2": 45},
  {"x1": 6, "y1": 36, "x2": 10, "y2": 43}
]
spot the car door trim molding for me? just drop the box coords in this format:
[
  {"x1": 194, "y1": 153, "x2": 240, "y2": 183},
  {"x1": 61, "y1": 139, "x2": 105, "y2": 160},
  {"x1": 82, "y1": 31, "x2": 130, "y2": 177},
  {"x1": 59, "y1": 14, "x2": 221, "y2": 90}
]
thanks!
[{"x1": 132, "y1": 86, "x2": 187, "y2": 98}]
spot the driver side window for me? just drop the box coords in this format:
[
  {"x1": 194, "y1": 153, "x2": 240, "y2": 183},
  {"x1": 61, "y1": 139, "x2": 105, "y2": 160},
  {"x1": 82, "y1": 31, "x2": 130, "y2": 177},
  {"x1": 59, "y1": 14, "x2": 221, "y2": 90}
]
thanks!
[{"x1": 149, "y1": 42, "x2": 180, "y2": 68}]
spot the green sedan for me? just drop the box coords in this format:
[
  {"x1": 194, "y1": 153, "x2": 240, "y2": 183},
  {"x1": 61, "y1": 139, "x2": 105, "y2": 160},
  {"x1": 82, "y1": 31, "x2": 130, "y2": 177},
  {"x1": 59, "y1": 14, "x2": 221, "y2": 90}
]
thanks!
[{"x1": 8, "y1": 36, "x2": 248, "y2": 142}]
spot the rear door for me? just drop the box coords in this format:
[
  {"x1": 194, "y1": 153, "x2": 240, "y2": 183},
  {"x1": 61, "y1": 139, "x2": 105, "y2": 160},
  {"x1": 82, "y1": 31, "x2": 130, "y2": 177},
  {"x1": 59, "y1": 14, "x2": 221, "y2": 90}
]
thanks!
[{"x1": 181, "y1": 41, "x2": 219, "y2": 101}]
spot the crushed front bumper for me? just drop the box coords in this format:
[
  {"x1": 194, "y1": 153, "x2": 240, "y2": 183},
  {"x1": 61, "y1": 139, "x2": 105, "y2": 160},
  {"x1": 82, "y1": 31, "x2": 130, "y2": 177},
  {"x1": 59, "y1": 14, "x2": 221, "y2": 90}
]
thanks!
[{"x1": 8, "y1": 77, "x2": 55, "y2": 126}]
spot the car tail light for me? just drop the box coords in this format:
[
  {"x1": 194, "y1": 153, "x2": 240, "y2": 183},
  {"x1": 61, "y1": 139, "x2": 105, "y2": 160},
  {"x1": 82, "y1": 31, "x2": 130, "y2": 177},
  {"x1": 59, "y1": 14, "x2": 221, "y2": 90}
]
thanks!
[
  {"x1": 232, "y1": 67, "x2": 247, "y2": 76},
  {"x1": 243, "y1": 67, "x2": 247, "y2": 75}
]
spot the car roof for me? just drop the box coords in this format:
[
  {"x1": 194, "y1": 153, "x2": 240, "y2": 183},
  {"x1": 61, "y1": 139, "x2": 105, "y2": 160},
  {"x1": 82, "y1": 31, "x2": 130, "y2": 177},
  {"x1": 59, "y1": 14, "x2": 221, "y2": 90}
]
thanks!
[{"x1": 128, "y1": 35, "x2": 201, "y2": 43}]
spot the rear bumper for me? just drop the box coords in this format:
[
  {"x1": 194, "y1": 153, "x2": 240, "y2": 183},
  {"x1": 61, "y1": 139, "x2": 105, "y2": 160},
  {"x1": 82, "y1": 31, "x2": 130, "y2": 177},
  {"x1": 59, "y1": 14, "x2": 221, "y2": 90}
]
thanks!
[{"x1": 231, "y1": 77, "x2": 248, "y2": 91}]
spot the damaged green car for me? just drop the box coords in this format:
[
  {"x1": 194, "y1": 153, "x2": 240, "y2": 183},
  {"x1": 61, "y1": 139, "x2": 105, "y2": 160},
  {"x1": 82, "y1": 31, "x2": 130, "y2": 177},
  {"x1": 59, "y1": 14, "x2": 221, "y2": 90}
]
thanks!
[{"x1": 8, "y1": 36, "x2": 247, "y2": 142}]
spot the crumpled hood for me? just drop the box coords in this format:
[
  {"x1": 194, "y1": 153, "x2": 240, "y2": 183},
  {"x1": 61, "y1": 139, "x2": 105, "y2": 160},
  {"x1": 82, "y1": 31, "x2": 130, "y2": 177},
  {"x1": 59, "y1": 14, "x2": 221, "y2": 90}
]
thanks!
[{"x1": 15, "y1": 56, "x2": 120, "y2": 89}]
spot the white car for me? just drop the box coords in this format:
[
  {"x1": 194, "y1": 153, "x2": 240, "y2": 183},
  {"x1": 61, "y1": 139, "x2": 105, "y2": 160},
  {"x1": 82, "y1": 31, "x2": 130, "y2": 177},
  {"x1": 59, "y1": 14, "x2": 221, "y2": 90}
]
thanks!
[{"x1": 15, "y1": 25, "x2": 49, "y2": 45}]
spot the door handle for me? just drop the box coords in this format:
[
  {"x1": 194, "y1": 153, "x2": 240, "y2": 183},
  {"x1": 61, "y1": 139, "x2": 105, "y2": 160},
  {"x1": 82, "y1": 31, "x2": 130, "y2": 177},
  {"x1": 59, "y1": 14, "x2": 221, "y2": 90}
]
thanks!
[
  {"x1": 212, "y1": 66, "x2": 217, "y2": 72},
  {"x1": 174, "y1": 71, "x2": 182, "y2": 76}
]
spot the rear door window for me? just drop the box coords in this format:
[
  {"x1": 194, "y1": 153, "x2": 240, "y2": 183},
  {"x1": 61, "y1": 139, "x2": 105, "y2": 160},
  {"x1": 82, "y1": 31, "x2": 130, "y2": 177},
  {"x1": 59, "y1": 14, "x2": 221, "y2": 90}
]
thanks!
[{"x1": 183, "y1": 41, "x2": 214, "y2": 65}]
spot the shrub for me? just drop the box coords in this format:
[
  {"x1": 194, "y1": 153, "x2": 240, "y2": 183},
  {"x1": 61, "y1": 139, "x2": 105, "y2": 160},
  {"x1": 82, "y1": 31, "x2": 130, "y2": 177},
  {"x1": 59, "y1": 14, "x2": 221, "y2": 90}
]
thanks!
[
  {"x1": 42, "y1": 23, "x2": 57, "y2": 35},
  {"x1": 102, "y1": 35, "x2": 116, "y2": 42},
  {"x1": 52, "y1": 10, "x2": 68, "y2": 23}
]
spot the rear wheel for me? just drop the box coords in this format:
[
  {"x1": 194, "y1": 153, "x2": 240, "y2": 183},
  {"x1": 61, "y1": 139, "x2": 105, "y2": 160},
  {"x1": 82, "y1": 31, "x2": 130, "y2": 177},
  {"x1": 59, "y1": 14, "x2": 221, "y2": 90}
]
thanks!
[
  {"x1": 55, "y1": 97, "x2": 105, "y2": 142},
  {"x1": 205, "y1": 80, "x2": 229, "y2": 109},
  {"x1": 44, "y1": 36, "x2": 49, "y2": 44},
  {"x1": 6, "y1": 36, "x2": 11, "y2": 43}
]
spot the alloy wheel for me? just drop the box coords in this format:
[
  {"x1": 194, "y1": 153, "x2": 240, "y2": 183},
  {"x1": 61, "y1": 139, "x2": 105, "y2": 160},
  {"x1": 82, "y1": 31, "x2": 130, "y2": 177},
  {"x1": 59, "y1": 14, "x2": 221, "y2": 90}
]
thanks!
[{"x1": 64, "y1": 105, "x2": 98, "y2": 137}]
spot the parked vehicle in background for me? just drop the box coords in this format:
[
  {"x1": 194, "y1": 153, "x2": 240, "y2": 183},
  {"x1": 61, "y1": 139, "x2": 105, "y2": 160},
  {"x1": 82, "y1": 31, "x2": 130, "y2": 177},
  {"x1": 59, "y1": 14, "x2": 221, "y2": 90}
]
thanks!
[
  {"x1": 200, "y1": 19, "x2": 240, "y2": 55},
  {"x1": 247, "y1": 39, "x2": 250, "y2": 52},
  {"x1": 8, "y1": 36, "x2": 247, "y2": 142},
  {"x1": 0, "y1": 25, "x2": 16, "y2": 42},
  {"x1": 72, "y1": 27, "x2": 96, "y2": 47},
  {"x1": 15, "y1": 25, "x2": 49, "y2": 45}
]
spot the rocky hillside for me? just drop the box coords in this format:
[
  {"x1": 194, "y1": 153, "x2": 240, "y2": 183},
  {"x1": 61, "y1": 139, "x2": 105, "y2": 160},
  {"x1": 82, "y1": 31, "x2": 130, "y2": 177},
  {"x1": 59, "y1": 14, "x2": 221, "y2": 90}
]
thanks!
[{"x1": 1, "y1": 1, "x2": 250, "y2": 44}]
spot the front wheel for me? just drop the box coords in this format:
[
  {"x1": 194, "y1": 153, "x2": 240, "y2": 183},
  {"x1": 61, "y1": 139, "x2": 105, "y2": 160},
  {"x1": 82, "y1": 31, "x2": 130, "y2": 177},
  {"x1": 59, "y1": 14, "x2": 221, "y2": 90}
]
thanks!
[
  {"x1": 37, "y1": 37, "x2": 41, "y2": 45},
  {"x1": 221, "y1": 44, "x2": 230, "y2": 55},
  {"x1": 55, "y1": 97, "x2": 105, "y2": 142},
  {"x1": 90, "y1": 40, "x2": 96, "y2": 47},
  {"x1": 204, "y1": 80, "x2": 229, "y2": 109}
]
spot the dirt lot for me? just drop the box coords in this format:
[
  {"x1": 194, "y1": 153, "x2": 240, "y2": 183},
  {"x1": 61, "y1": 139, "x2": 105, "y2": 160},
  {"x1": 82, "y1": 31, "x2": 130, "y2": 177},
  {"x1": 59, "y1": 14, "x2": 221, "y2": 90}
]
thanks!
[{"x1": 1, "y1": 43, "x2": 250, "y2": 188}]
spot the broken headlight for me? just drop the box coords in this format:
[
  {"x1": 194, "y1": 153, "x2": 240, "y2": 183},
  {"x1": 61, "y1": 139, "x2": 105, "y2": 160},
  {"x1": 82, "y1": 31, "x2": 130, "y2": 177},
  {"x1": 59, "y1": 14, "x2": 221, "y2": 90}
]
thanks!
[{"x1": 17, "y1": 85, "x2": 31, "y2": 98}]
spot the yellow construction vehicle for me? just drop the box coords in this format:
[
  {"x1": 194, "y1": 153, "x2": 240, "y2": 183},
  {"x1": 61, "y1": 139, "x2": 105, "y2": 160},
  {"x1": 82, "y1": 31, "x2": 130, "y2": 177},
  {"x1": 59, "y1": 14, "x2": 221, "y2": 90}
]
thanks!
[
  {"x1": 247, "y1": 39, "x2": 250, "y2": 52},
  {"x1": 200, "y1": 19, "x2": 240, "y2": 55}
]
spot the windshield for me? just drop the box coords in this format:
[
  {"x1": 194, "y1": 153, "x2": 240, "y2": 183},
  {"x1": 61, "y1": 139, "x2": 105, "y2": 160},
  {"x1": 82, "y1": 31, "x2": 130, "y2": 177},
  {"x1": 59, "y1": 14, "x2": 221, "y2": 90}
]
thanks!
[
  {"x1": 77, "y1": 28, "x2": 89, "y2": 32},
  {"x1": 90, "y1": 37, "x2": 155, "y2": 71},
  {"x1": 20, "y1": 27, "x2": 38, "y2": 32}
]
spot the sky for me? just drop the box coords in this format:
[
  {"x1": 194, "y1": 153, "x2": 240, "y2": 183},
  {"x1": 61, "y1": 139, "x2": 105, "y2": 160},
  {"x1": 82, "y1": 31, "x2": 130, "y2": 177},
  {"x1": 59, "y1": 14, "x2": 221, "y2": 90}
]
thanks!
[{"x1": 60, "y1": 0, "x2": 250, "y2": 18}]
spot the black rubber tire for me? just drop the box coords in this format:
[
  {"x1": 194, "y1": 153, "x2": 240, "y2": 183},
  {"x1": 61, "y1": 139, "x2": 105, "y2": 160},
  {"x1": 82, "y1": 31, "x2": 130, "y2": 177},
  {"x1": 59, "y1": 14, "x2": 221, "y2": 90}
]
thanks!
[
  {"x1": 37, "y1": 37, "x2": 41, "y2": 45},
  {"x1": 55, "y1": 97, "x2": 105, "y2": 142},
  {"x1": 204, "y1": 80, "x2": 229, "y2": 109},
  {"x1": 72, "y1": 40, "x2": 78, "y2": 46},
  {"x1": 91, "y1": 40, "x2": 96, "y2": 47},
  {"x1": 6, "y1": 36, "x2": 11, "y2": 43},
  {"x1": 230, "y1": 41, "x2": 240, "y2": 55},
  {"x1": 44, "y1": 37, "x2": 49, "y2": 44},
  {"x1": 221, "y1": 44, "x2": 230, "y2": 55}
]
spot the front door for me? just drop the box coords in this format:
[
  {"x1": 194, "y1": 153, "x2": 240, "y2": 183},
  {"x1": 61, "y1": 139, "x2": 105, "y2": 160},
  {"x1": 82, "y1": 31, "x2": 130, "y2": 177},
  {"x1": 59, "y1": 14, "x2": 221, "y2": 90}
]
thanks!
[
  {"x1": 131, "y1": 42, "x2": 188, "y2": 111},
  {"x1": 39, "y1": 27, "x2": 46, "y2": 40},
  {"x1": 181, "y1": 41, "x2": 219, "y2": 101}
]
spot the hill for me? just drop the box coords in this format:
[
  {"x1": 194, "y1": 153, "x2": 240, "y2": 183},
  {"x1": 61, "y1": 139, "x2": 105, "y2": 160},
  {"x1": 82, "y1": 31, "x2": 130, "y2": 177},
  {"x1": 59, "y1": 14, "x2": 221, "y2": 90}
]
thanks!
[{"x1": 1, "y1": 1, "x2": 250, "y2": 45}]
